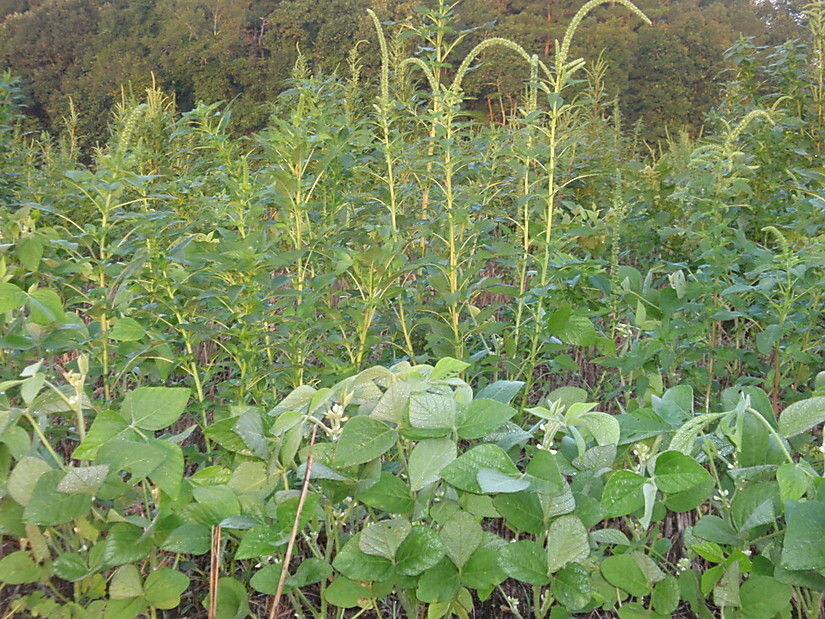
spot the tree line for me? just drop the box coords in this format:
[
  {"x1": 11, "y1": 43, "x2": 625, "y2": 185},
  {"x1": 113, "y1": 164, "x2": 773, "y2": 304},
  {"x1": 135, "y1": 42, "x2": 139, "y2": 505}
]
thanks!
[{"x1": 0, "y1": 0, "x2": 804, "y2": 147}]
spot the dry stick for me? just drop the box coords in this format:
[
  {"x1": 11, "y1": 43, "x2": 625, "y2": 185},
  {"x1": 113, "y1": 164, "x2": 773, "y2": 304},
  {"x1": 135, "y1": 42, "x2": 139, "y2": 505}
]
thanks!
[
  {"x1": 208, "y1": 525, "x2": 221, "y2": 619},
  {"x1": 269, "y1": 423, "x2": 318, "y2": 619}
]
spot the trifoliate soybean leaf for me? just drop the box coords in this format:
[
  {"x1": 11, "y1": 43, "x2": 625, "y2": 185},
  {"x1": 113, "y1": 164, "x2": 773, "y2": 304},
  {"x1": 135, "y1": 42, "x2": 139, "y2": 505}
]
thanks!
[
  {"x1": 0, "y1": 282, "x2": 26, "y2": 313},
  {"x1": 109, "y1": 564, "x2": 143, "y2": 599},
  {"x1": 106, "y1": 598, "x2": 147, "y2": 619},
  {"x1": 601, "y1": 470, "x2": 647, "y2": 517},
  {"x1": 461, "y1": 493, "x2": 499, "y2": 517},
  {"x1": 24, "y1": 470, "x2": 91, "y2": 525},
  {"x1": 324, "y1": 577, "x2": 373, "y2": 608},
  {"x1": 57, "y1": 465, "x2": 109, "y2": 495},
  {"x1": 102, "y1": 523, "x2": 154, "y2": 567},
  {"x1": 575, "y1": 412, "x2": 620, "y2": 446},
  {"x1": 249, "y1": 564, "x2": 280, "y2": 595},
  {"x1": 441, "y1": 444, "x2": 519, "y2": 494},
  {"x1": 652, "y1": 385, "x2": 693, "y2": 425},
  {"x1": 232, "y1": 410, "x2": 268, "y2": 460},
  {"x1": 269, "y1": 385, "x2": 317, "y2": 416},
  {"x1": 286, "y1": 558, "x2": 332, "y2": 588},
  {"x1": 590, "y1": 527, "x2": 631, "y2": 546},
  {"x1": 409, "y1": 392, "x2": 455, "y2": 431},
  {"x1": 526, "y1": 449, "x2": 565, "y2": 494},
  {"x1": 234, "y1": 525, "x2": 285, "y2": 559},
  {"x1": 739, "y1": 575, "x2": 792, "y2": 619},
  {"x1": 109, "y1": 318, "x2": 145, "y2": 342},
  {"x1": 778, "y1": 397, "x2": 825, "y2": 438},
  {"x1": 396, "y1": 526, "x2": 445, "y2": 576},
  {"x1": 359, "y1": 518, "x2": 411, "y2": 559},
  {"x1": 120, "y1": 386, "x2": 190, "y2": 431},
  {"x1": 213, "y1": 577, "x2": 250, "y2": 619},
  {"x1": 440, "y1": 511, "x2": 482, "y2": 568},
  {"x1": 333, "y1": 416, "x2": 398, "y2": 467},
  {"x1": 332, "y1": 534, "x2": 394, "y2": 582},
  {"x1": 651, "y1": 574, "x2": 680, "y2": 615},
  {"x1": 776, "y1": 462, "x2": 810, "y2": 502},
  {"x1": 73, "y1": 411, "x2": 136, "y2": 460},
  {"x1": 546, "y1": 515, "x2": 589, "y2": 573},
  {"x1": 493, "y1": 491, "x2": 544, "y2": 534},
  {"x1": 663, "y1": 475, "x2": 714, "y2": 512},
  {"x1": 409, "y1": 438, "x2": 456, "y2": 491},
  {"x1": 693, "y1": 516, "x2": 740, "y2": 545},
  {"x1": 601, "y1": 554, "x2": 649, "y2": 597},
  {"x1": 781, "y1": 500, "x2": 825, "y2": 571},
  {"x1": 16, "y1": 237, "x2": 42, "y2": 271},
  {"x1": 144, "y1": 568, "x2": 189, "y2": 609},
  {"x1": 632, "y1": 551, "x2": 665, "y2": 586},
  {"x1": 477, "y1": 468, "x2": 529, "y2": 494},
  {"x1": 370, "y1": 380, "x2": 410, "y2": 424},
  {"x1": 430, "y1": 357, "x2": 470, "y2": 381},
  {"x1": 8, "y1": 456, "x2": 52, "y2": 506},
  {"x1": 28, "y1": 289, "x2": 64, "y2": 325},
  {"x1": 476, "y1": 380, "x2": 524, "y2": 404},
  {"x1": 731, "y1": 482, "x2": 778, "y2": 533},
  {"x1": 553, "y1": 562, "x2": 591, "y2": 611},
  {"x1": 549, "y1": 308, "x2": 596, "y2": 347},
  {"x1": 0, "y1": 500, "x2": 25, "y2": 537},
  {"x1": 0, "y1": 551, "x2": 41, "y2": 584},
  {"x1": 355, "y1": 472, "x2": 414, "y2": 513},
  {"x1": 669, "y1": 413, "x2": 727, "y2": 455},
  {"x1": 653, "y1": 451, "x2": 711, "y2": 493},
  {"x1": 161, "y1": 523, "x2": 211, "y2": 555},
  {"x1": 498, "y1": 540, "x2": 549, "y2": 586},
  {"x1": 457, "y1": 398, "x2": 516, "y2": 439},
  {"x1": 416, "y1": 558, "x2": 460, "y2": 604},
  {"x1": 53, "y1": 552, "x2": 88, "y2": 582},
  {"x1": 461, "y1": 546, "x2": 505, "y2": 591},
  {"x1": 713, "y1": 562, "x2": 740, "y2": 608},
  {"x1": 692, "y1": 542, "x2": 725, "y2": 563}
]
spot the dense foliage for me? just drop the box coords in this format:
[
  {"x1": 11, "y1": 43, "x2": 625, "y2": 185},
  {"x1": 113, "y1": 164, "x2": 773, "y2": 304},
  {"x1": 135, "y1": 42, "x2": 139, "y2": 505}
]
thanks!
[
  {"x1": 0, "y1": 0, "x2": 805, "y2": 145},
  {"x1": 0, "y1": 0, "x2": 824, "y2": 617}
]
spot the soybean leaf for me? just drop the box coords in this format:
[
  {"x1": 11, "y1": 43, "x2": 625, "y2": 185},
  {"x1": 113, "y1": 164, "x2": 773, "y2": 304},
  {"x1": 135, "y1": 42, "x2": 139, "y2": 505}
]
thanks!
[
  {"x1": 440, "y1": 511, "x2": 482, "y2": 568},
  {"x1": 461, "y1": 546, "x2": 506, "y2": 590},
  {"x1": 416, "y1": 558, "x2": 460, "y2": 604},
  {"x1": 408, "y1": 438, "x2": 456, "y2": 491},
  {"x1": 57, "y1": 465, "x2": 109, "y2": 495},
  {"x1": 355, "y1": 472, "x2": 414, "y2": 513},
  {"x1": 24, "y1": 471, "x2": 92, "y2": 525},
  {"x1": 395, "y1": 526, "x2": 445, "y2": 576},
  {"x1": 601, "y1": 470, "x2": 646, "y2": 517},
  {"x1": 359, "y1": 518, "x2": 411, "y2": 560},
  {"x1": 0, "y1": 282, "x2": 26, "y2": 313},
  {"x1": 476, "y1": 468, "x2": 529, "y2": 494},
  {"x1": 654, "y1": 451, "x2": 711, "y2": 493},
  {"x1": 781, "y1": 500, "x2": 825, "y2": 571},
  {"x1": 778, "y1": 397, "x2": 825, "y2": 438},
  {"x1": 493, "y1": 492, "x2": 544, "y2": 534},
  {"x1": 546, "y1": 515, "x2": 589, "y2": 573},
  {"x1": 476, "y1": 380, "x2": 524, "y2": 404},
  {"x1": 120, "y1": 387, "x2": 190, "y2": 431},
  {"x1": 441, "y1": 444, "x2": 519, "y2": 494},
  {"x1": 144, "y1": 568, "x2": 189, "y2": 609},
  {"x1": 430, "y1": 357, "x2": 470, "y2": 381},
  {"x1": 8, "y1": 457, "x2": 52, "y2": 506},
  {"x1": 409, "y1": 392, "x2": 455, "y2": 431},
  {"x1": 553, "y1": 563, "x2": 591, "y2": 611},
  {"x1": 498, "y1": 540, "x2": 549, "y2": 586},
  {"x1": 333, "y1": 416, "x2": 398, "y2": 467},
  {"x1": 601, "y1": 554, "x2": 649, "y2": 597},
  {"x1": 457, "y1": 398, "x2": 516, "y2": 439},
  {"x1": 0, "y1": 551, "x2": 41, "y2": 584}
]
